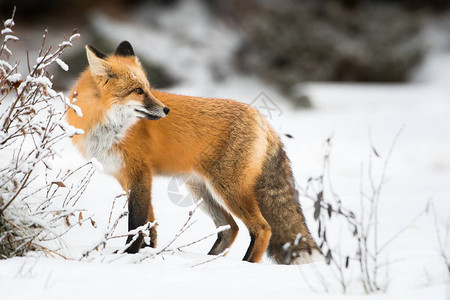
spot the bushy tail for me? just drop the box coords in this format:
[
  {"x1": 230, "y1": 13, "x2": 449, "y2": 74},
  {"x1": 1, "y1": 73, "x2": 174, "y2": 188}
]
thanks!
[{"x1": 254, "y1": 138, "x2": 319, "y2": 264}]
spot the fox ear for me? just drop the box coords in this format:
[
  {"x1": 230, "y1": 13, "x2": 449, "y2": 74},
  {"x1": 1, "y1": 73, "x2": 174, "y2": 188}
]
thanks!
[
  {"x1": 115, "y1": 41, "x2": 135, "y2": 57},
  {"x1": 86, "y1": 45, "x2": 110, "y2": 77}
]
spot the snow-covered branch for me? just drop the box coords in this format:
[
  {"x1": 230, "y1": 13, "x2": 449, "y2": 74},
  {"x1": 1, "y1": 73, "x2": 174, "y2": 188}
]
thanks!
[
  {"x1": 80, "y1": 198, "x2": 230, "y2": 266},
  {"x1": 297, "y1": 132, "x2": 430, "y2": 294},
  {"x1": 0, "y1": 9, "x2": 92, "y2": 259}
]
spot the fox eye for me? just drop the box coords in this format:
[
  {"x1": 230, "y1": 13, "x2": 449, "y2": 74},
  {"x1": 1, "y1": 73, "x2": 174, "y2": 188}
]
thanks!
[{"x1": 134, "y1": 88, "x2": 144, "y2": 95}]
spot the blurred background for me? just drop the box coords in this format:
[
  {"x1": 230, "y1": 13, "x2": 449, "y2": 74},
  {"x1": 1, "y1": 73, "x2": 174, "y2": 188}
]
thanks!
[
  {"x1": 2, "y1": 0, "x2": 450, "y2": 105},
  {"x1": 2, "y1": 0, "x2": 449, "y2": 206}
]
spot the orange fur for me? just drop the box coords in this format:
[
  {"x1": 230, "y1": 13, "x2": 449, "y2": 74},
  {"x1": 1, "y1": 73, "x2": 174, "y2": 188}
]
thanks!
[{"x1": 67, "y1": 42, "x2": 317, "y2": 263}]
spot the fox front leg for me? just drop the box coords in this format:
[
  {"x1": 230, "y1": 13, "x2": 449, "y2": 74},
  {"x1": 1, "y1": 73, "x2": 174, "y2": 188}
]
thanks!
[{"x1": 124, "y1": 170, "x2": 156, "y2": 253}]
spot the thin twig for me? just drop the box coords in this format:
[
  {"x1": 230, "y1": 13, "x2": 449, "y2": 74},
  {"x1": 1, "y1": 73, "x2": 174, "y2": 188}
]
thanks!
[{"x1": 190, "y1": 249, "x2": 230, "y2": 268}]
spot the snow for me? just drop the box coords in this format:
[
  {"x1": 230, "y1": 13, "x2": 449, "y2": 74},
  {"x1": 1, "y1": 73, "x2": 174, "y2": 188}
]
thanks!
[
  {"x1": 64, "y1": 96, "x2": 83, "y2": 117},
  {"x1": 89, "y1": 157, "x2": 104, "y2": 171},
  {"x1": 0, "y1": 256, "x2": 446, "y2": 300},
  {"x1": 6, "y1": 73, "x2": 21, "y2": 83},
  {"x1": 33, "y1": 75, "x2": 53, "y2": 87},
  {"x1": 55, "y1": 58, "x2": 69, "y2": 71},
  {"x1": 69, "y1": 33, "x2": 80, "y2": 42},
  {"x1": 58, "y1": 41, "x2": 72, "y2": 47},
  {"x1": 1, "y1": 28, "x2": 13, "y2": 35},
  {"x1": 4, "y1": 18, "x2": 14, "y2": 27},
  {"x1": 3, "y1": 34, "x2": 18, "y2": 42},
  {"x1": 57, "y1": 121, "x2": 84, "y2": 137},
  {"x1": 1, "y1": 1, "x2": 449, "y2": 299},
  {"x1": 3, "y1": 44, "x2": 12, "y2": 56},
  {"x1": 0, "y1": 59, "x2": 12, "y2": 71},
  {"x1": 35, "y1": 56, "x2": 45, "y2": 64}
]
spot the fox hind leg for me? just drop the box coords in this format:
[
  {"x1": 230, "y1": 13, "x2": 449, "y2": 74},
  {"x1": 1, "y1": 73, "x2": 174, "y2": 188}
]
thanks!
[
  {"x1": 231, "y1": 193, "x2": 271, "y2": 263},
  {"x1": 187, "y1": 178, "x2": 239, "y2": 255},
  {"x1": 206, "y1": 180, "x2": 272, "y2": 263}
]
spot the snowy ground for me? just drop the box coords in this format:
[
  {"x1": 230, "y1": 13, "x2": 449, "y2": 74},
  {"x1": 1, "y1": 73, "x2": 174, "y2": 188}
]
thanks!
[
  {"x1": 1, "y1": 80, "x2": 448, "y2": 299},
  {"x1": 1, "y1": 0, "x2": 450, "y2": 299}
]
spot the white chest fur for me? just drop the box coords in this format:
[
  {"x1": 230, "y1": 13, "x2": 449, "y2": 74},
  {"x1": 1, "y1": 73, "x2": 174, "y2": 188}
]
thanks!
[{"x1": 82, "y1": 102, "x2": 140, "y2": 175}]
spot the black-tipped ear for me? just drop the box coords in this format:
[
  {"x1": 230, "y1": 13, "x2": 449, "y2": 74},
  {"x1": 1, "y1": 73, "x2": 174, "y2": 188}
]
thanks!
[
  {"x1": 115, "y1": 41, "x2": 135, "y2": 57},
  {"x1": 86, "y1": 45, "x2": 110, "y2": 76},
  {"x1": 86, "y1": 45, "x2": 107, "y2": 59}
]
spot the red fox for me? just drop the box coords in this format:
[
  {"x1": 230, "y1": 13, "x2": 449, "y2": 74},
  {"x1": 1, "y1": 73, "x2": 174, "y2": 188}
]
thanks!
[{"x1": 67, "y1": 41, "x2": 319, "y2": 264}]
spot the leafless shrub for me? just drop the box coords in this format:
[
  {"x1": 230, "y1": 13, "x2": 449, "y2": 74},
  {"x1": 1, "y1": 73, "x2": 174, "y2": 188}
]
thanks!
[
  {"x1": 207, "y1": 0, "x2": 425, "y2": 92},
  {"x1": 0, "y1": 8, "x2": 93, "y2": 259},
  {"x1": 297, "y1": 130, "x2": 429, "y2": 293},
  {"x1": 81, "y1": 198, "x2": 230, "y2": 265},
  {"x1": 430, "y1": 202, "x2": 450, "y2": 274}
]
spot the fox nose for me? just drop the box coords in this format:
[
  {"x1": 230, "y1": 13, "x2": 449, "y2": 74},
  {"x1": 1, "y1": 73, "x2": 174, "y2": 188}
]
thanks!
[{"x1": 163, "y1": 107, "x2": 170, "y2": 115}]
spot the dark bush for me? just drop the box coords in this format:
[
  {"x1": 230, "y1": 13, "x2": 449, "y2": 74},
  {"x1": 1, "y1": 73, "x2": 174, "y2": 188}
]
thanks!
[{"x1": 206, "y1": 0, "x2": 427, "y2": 87}]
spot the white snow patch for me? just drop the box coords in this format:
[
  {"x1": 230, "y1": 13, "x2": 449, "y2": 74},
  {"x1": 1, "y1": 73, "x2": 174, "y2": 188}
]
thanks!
[
  {"x1": 56, "y1": 58, "x2": 69, "y2": 71},
  {"x1": 4, "y1": 18, "x2": 15, "y2": 27},
  {"x1": 6, "y1": 73, "x2": 21, "y2": 83},
  {"x1": 1, "y1": 28, "x2": 13, "y2": 35},
  {"x1": 3, "y1": 34, "x2": 18, "y2": 42}
]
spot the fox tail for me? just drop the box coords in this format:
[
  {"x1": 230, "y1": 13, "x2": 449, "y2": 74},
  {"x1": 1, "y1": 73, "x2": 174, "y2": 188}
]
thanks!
[{"x1": 255, "y1": 137, "x2": 321, "y2": 264}]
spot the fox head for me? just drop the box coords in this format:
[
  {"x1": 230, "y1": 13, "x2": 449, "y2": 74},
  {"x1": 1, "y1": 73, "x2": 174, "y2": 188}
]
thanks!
[{"x1": 85, "y1": 41, "x2": 170, "y2": 121}]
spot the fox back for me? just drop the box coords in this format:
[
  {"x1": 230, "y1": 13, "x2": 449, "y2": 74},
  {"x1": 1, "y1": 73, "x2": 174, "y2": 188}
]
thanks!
[{"x1": 67, "y1": 41, "x2": 319, "y2": 263}]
